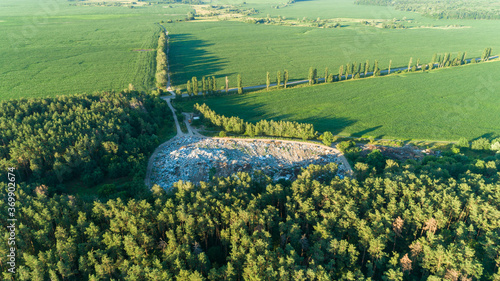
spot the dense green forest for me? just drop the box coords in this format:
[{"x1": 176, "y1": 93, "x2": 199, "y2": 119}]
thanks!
[
  {"x1": 354, "y1": 0, "x2": 500, "y2": 20},
  {"x1": 0, "y1": 91, "x2": 171, "y2": 187},
  {"x1": 2, "y1": 148, "x2": 500, "y2": 280}
]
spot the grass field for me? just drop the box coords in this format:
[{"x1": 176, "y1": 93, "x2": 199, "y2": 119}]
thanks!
[
  {"x1": 166, "y1": 13, "x2": 500, "y2": 90},
  {"x1": 0, "y1": 0, "x2": 190, "y2": 100},
  {"x1": 175, "y1": 61, "x2": 500, "y2": 141}
]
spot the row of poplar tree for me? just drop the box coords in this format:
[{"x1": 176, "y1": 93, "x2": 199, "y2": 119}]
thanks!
[
  {"x1": 194, "y1": 103, "x2": 316, "y2": 140},
  {"x1": 2, "y1": 144, "x2": 500, "y2": 280},
  {"x1": 155, "y1": 32, "x2": 168, "y2": 89},
  {"x1": 307, "y1": 47, "x2": 494, "y2": 86},
  {"x1": 181, "y1": 48, "x2": 493, "y2": 97}
]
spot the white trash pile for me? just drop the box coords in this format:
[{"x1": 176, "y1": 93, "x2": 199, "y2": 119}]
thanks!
[{"x1": 150, "y1": 136, "x2": 347, "y2": 189}]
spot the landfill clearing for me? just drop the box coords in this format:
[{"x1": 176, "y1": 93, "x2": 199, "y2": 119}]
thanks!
[{"x1": 148, "y1": 136, "x2": 350, "y2": 190}]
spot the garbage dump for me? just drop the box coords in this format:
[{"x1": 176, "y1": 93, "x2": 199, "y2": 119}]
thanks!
[{"x1": 150, "y1": 136, "x2": 347, "y2": 190}]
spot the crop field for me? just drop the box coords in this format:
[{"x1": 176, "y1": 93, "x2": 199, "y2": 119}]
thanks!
[
  {"x1": 166, "y1": 10, "x2": 500, "y2": 90},
  {"x1": 0, "y1": 0, "x2": 190, "y2": 100},
  {"x1": 176, "y1": 61, "x2": 500, "y2": 141}
]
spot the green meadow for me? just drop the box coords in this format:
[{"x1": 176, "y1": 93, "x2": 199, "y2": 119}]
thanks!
[
  {"x1": 2, "y1": 0, "x2": 499, "y2": 103},
  {"x1": 166, "y1": 16, "x2": 500, "y2": 90},
  {"x1": 0, "y1": 0, "x2": 190, "y2": 100},
  {"x1": 176, "y1": 61, "x2": 500, "y2": 141}
]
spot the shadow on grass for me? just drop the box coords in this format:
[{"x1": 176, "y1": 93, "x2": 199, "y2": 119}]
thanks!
[
  {"x1": 169, "y1": 33, "x2": 231, "y2": 84},
  {"x1": 352, "y1": 125, "x2": 383, "y2": 138},
  {"x1": 179, "y1": 93, "x2": 358, "y2": 136},
  {"x1": 473, "y1": 132, "x2": 499, "y2": 141}
]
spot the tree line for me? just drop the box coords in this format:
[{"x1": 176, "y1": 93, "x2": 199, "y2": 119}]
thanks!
[
  {"x1": 2, "y1": 143, "x2": 500, "y2": 280},
  {"x1": 181, "y1": 48, "x2": 493, "y2": 99},
  {"x1": 186, "y1": 75, "x2": 222, "y2": 97},
  {"x1": 194, "y1": 103, "x2": 316, "y2": 140},
  {"x1": 155, "y1": 31, "x2": 168, "y2": 89},
  {"x1": 0, "y1": 90, "x2": 171, "y2": 187},
  {"x1": 354, "y1": 0, "x2": 500, "y2": 20},
  {"x1": 301, "y1": 47, "x2": 494, "y2": 88}
]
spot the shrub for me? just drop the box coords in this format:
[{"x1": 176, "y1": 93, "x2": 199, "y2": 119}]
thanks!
[
  {"x1": 337, "y1": 140, "x2": 355, "y2": 153},
  {"x1": 97, "y1": 184, "x2": 117, "y2": 198},
  {"x1": 458, "y1": 137, "x2": 469, "y2": 148},
  {"x1": 491, "y1": 138, "x2": 500, "y2": 152},
  {"x1": 219, "y1": 131, "x2": 227, "y2": 137},
  {"x1": 322, "y1": 131, "x2": 335, "y2": 146},
  {"x1": 471, "y1": 138, "x2": 490, "y2": 150}
]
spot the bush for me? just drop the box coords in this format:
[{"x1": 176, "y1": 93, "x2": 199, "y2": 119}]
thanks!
[
  {"x1": 322, "y1": 131, "x2": 336, "y2": 146},
  {"x1": 471, "y1": 138, "x2": 490, "y2": 150},
  {"x1": 458, "y1": 137, "x2": 469, "y2": 148},
  {"x1": 219, "y1": 131, "x2": 227, "y2": 137},
  {"x1": 336, "y1": 140, "x2": 356, "y2": 153},
  {"x1": 490, "y1": 138, "x2": 500, "y2": 152},
  {"x1": 97, "y1": 184, "x2": 117, "y2": 198}
]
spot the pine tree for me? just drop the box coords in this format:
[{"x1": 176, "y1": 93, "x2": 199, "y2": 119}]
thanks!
[
  {"x1": 324, "y1": 67, "x2": 329, "y2": 83},
  {"x1": 313, "y1": 68, "x2": 317, "y2": 84},
  {"x1": 237, "y1": 74, "x2": 243, "y2": 94},
  {"x1": 408, "y1": 57, "x2": 413, "y2": 72},
  {"x1": 339, "y1": 65, "x2": 344, "y2": 81},
  {"x1": 266, "y1": 72, "x2": 270, "y2": 91},
  {"x1": 364, "y1": 60, "x2": 369, "y2": 77},
  {"x1": 284, "y1": 70, "x2": 289, "y2": 88},
  {"x1": 225, "y1": 76, "x2": 229, "y2": 93}
]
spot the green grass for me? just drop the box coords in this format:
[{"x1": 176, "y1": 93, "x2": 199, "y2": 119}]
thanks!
[
  {"x1": 3, "y1": 0, "x2": 499, "y2": 103},
  {"x1": 166, "y1": 15, "x2": 500, "y2": 90},
  {"x1": 176, "y1": 61, "x2": 500, "y2": 141},
  {"x1": 0, "y1": 0, "x2": 191, "y2": 100}
]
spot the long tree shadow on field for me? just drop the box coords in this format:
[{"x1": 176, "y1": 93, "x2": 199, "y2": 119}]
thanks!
[
  {"x1": 169, "y1": 34, "x2": 231, "y2": 85},
  {"x1": 201, "y1": 97, "x2": 358, "y2": 136},
  {"x1": 351, "y1": 125, "x2": 383, "y2": 138},
  {"x1": 473, "y1": 132, "x2": 498, "y2": 141}
]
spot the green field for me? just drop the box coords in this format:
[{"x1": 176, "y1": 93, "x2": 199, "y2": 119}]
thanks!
[
  {"x1": 3, "y1": 0, "x2": 499, "y2": 102},
  {"x1": 0, "y1": 0, "x2": 190, "y2": 100},
  {"x1": 176, "y1": 61, "x2": 500, "y2": 141},
  {"x1": 166, "y1": 11, "x2": 500, "y2": 90}
]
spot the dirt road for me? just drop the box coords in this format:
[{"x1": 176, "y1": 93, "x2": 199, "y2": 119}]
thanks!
[{"x1": 145, "y1": 27, "x2": 354, "y2": 188}]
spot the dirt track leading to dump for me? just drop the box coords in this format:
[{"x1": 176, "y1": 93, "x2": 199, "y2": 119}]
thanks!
[{"x1": 144, "y1": 27, "x2": 353, "y2": 189}]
